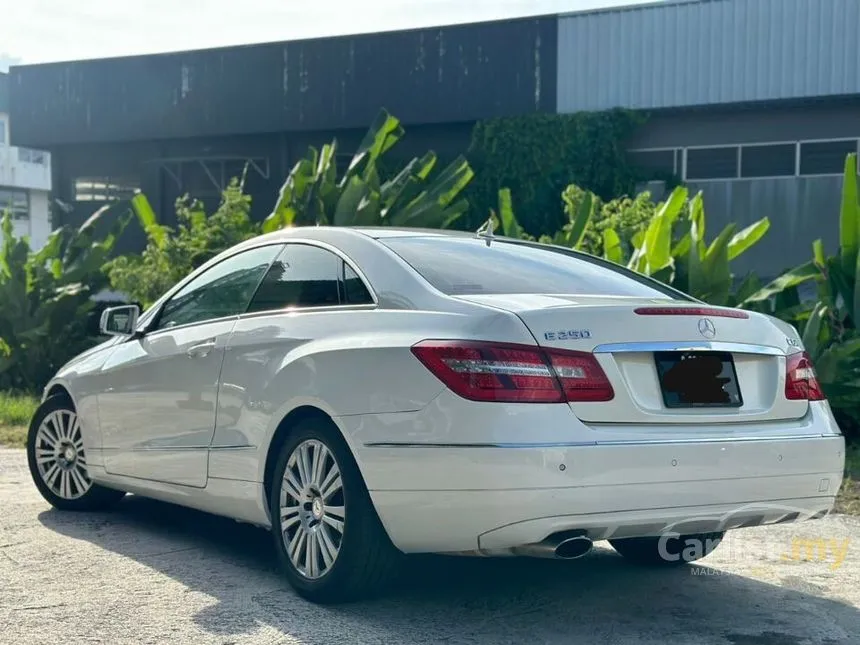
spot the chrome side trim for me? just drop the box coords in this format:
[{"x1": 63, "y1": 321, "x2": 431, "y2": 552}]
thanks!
[
  {"x1": 363, "y1": 435, "x2": 834, "y2": 449},
  {"x1": 592, "y1": 341, "x2": 787, "y2": 356}
]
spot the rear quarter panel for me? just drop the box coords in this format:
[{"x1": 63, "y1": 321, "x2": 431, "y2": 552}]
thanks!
[{"x1": 211, "y1": 305, "x2": 537, "y2": 482}]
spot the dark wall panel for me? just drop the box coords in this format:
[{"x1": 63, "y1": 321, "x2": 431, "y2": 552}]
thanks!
[
  {"x1": 0, "y1": 72, "x2": 8, "y2": 113},
  {"x1": 50, "y1": 120, "x2": 476, "y2": 252},
  {"x1": 10, "y1": 17, "x2": 556, "y2": 147}
]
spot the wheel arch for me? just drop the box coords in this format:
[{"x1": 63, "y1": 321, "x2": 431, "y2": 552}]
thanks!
[
  {"x1": 45, "y1": 383, "x2": 75, "y2": 406},
  {"x1": 262, "y1": 405, "x2": 368, "y2": 511}
]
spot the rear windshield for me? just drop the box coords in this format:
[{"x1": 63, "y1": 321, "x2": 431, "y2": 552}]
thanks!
[{"x1": 381, "y1": 237, "x2": 687, "y2": 300}]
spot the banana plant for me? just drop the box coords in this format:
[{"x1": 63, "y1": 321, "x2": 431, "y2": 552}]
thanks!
[
  {"x1": 747, "y1": 153, "x2": 860, "y2": 426},
  {"x1": 263, "y1": 109, "x2": 474, "y2": 232},
  {"x1": 0, "y1": 202, "x2": 131, "y2": 391},
  {"x1": 491, "y1": 185, "x2": 595, "y2": 248},
  {"x1": 490, "y1": 184, "x2": 770, "y2": 305}
]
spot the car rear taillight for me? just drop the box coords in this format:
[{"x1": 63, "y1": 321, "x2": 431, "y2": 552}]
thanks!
[
  {"x1": 785, "y1": 351, "x2": 825, "y2": 401},
  {"x1": 410, "y1": 340, "x2": 614, "y2": 403},
  {"x1": 634, "y1": 307, "x2": 749, "y2": 319}
]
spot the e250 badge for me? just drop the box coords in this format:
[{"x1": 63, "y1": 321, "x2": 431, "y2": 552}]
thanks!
[{"x1": 544, "y1": 329, "x2": 592, "y2": 341}]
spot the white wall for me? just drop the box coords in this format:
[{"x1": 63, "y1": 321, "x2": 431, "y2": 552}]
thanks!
[
  {"x1": 28, "y1": 190, "x2": 51, "y2": 248},
  {"x1": 9, "y1": 189, "x2": 51, "y2": 249},
  {"x1": 0, "y1": 145, "x2": 52, "y2": 192}
]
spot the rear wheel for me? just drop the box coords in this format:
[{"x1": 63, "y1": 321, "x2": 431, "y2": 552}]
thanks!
[
  {"x1": 269, "y1": 417, "x2": 402, "y2": 603},
  {"x1": 610, "y1": 531, "x2": 725, "y2": 565},
  {"x1": 27, "y1": 396, "x2": 126, "y2": 511}
]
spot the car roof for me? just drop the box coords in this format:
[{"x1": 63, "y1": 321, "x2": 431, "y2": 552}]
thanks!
[{"x1": 250, "y1": 226, "x2": 474, "y2": 244}]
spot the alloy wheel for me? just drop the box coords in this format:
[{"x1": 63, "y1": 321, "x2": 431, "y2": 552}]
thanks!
[
  {"x1": 279, "y1": 439, "x2": 345, "y2": 579},
  {"x1": 34, "y1": 410, "x2": 92, "y2": 500}
]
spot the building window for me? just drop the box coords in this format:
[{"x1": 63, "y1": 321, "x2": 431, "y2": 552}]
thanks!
[
  {"x1": 74, "y1": 177, "x2": 140, "y2": 202},
  {"x1": 18, "y1": 147, "x2": 48, "y2": 165},
  {"x1": 800, "y1": 140, "x2": 858, "y2": 176},
  {"x1": 686, "y1": 147, "x2": 739, "y2": 180},
  {"x1": 0, "y1": 188, "x2": 29, "y2": 221},
  {"x1": 741, "y1": 143, "x2": 796, "y2": 178},
  {"x1": 628, "y1": 149, "x2": 677, "y2": 176}
]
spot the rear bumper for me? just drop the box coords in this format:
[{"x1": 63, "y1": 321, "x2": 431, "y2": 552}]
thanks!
[
  {"x1": 370, "y1": 472, "x2": 841, "y2": 554},
  {"x1": 348, "y1": 402, "x2": 845, "y2": 554}
]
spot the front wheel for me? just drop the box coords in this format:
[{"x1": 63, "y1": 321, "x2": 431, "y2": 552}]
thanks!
[
  {"x1": 269, "y1": 417, "x2": 402, "y2": 603},
  {"x1": 27, "y1": 396, "x2": 126, "y2": 511},
  {"x1": 610, "y1": 531, "x2": 725, "y2": 565}
]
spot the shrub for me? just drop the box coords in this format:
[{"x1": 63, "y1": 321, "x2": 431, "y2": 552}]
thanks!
[
  {"x1": 263, "y1": 109, "x2": 473, "y2": 231},
  {"x1": 467, "y1": 110, "x2": 646, "y2": 236},
  {"x1": 0, "y1": 205, "x2": 130, "y2": 392},
  {"x1": 105, "y1": 177, "x2": 258, "y2": 308},
  {"x1": 743, "y1": 153, "x2": 860, "y2": 439}
]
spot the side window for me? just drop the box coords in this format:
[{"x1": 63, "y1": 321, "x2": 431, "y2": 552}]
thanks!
[
  {"x1": 340, "y1": 261, "x2": 373, "y2": 305},
  {"x1": 247, "y1": 244, "x2": 342, "y2": 312},
  {"x1": 157, "y1": 245, "x2": 282, "y2": 330}
]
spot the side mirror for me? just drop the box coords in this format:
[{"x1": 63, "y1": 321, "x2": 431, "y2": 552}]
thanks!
[{"x1": 100, "y1": 305, "x2": 141, "y2": 337}]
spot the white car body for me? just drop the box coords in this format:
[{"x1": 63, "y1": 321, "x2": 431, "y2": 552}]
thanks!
[{"x1": 41, "y1": 227, "x2": 845, "y2": 560}]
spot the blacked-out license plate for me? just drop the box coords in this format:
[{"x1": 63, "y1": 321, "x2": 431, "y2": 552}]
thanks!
[{"x1": 654, "y1": 351, "x2": 743, "y2": 408}]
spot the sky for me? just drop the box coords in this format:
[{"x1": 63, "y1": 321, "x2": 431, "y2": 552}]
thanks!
[{"x1": 0, "y1": 0, "x2": 651, "y2": 70}]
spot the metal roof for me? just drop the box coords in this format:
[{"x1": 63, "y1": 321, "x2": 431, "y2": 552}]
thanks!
[{"x1": 557, "y1": 0, "x2": 860, "y2": 112}]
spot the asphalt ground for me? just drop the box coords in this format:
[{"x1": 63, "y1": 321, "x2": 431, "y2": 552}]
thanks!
[{"x1": 1, "y1": 448, "x2": 859, "y2": 645}]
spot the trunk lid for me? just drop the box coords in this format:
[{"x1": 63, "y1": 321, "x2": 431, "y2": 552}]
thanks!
[{"x1": 456, "y1": 294, "x2": 807, "y2": 424}]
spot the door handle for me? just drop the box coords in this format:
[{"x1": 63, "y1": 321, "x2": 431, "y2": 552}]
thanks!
[{"x1": 186, "y1": 340, "x2": 217, "y2": 358}]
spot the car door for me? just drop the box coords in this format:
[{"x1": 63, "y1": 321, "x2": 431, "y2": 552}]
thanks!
[
  {"x1": 210, "y1": 243, "x2": 376, "y2": 469},
  {"x1": 97, "y1": 244, "x2": 284, "y2": 487}
]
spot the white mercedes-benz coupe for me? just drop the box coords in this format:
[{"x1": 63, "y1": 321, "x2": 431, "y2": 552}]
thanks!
[{"x1": 28, "y1": 226, "x2": 845, "y2": 602}]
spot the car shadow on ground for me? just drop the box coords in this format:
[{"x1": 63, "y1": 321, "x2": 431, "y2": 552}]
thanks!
[{"x1": 39, "y1": 495, "x2": 860, "y2": 645}]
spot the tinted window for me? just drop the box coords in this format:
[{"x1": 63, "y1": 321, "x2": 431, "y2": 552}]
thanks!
[
  {"x1": 248, "y1": 244, "x2": 341, "y2": 312},
  {"x1": 741, "y1": 144, "x2": 795, "y2": 178},
  {"x1": 686, "y1": 147, "x2": 739, "y2": 180},
  {"x1": 341, "y1": 262, "x2": 373, "y2": 305},
  {"x1": 157, "y1": 245, "x2": 281, "y2": 329},
  {"x1": 382, "y1": 237, "x2": 684, "y2": 299},
  {"x1": 800, "y1": 140, "x2": 858, "y2": 175}
]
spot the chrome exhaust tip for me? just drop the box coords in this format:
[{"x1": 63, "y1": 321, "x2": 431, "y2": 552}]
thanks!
[
  {"x1": 554, "y1": 535, "x2": 593, "y2": 560},
  {"x1": 513, "y1": 531, "x2": 593, "y2": 560}
]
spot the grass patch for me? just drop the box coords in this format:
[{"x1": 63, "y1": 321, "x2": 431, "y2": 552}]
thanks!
[
  {"x1": 0, "y1": 392, "x2": 38, "y2": 448},
  {"x1": 0, "y1": 392, "x2": 39, "y2": 426}
]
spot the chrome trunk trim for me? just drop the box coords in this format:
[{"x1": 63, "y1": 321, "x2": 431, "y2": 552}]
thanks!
[{"x1": 592, "y1": 341, "x2": 787, "y2": 356}]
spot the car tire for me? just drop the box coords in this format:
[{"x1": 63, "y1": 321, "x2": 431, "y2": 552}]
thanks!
[
  {"x1": 269, "y1": 417, "x2": 402, "y2": 603},
  {"x1": 27, "y1": 396, "x2": 126, "y2": 511},
  {"x1": 610, "y1": 531, "x2": 725, "y2": 565}
]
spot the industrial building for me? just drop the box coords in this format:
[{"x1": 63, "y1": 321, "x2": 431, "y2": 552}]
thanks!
[
  {"x1": 6, "y1": 0, "x2": 860, "y2": 275},
  {"x1": 0, "y1": 71, "x2": 52, "y2": 248}
]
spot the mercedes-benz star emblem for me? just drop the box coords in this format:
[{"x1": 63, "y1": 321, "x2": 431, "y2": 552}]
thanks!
[{"x1": 698, "y1": 318, "x2": 716, "y2": 339}]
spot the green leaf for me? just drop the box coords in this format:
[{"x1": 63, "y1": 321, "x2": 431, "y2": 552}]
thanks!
[
  {"x1": 840, "y1": 153, "x2": 859, "y2": 275},
  {"x1": 639, "y1": 186, "x2": 687, "y2": 274},
  {"x1": 741, "y1": 261, "x2": 820, "y2": 305},
  {"x1": 602, "y1": 229, "x2": 623, "y2": 265},
  {"x1": 734, "y1": 272, "x2": 762, "y2": 304},
  {"x1": 496, "y1": 188, "x2": 525, "y2": 239},
  {"x1": 131, "y1": 193, "x2": 164, "y2": 248},
  {"x1": 727, "y1": 218, "x2": 770, "y2": 261},
  {"x1": 562, "y1": 189, "x2": 593, "y2": 250},
  {"x1": 813, "y1": 238, "x2": 826, "y2": 268},
  {"x1": 333, "y1": 176, "x2": 371, "y2": 226},
  {"x1": 347, "y1": 109, "x2": 404, "y2": 179},
  {"x1": 801, "y1": 302, "x2": 827, "y2": 359},
  {"x1": 266, "y1": 156, "x2": 317, "y2": 230},
  {"x1": 389, "y1": 156, "x2": 474, "y2": 227},
  {"x1": 692, "y1": 223, "x2": 736, "y2": 305},
  {"x1": 686, "y1": 192, "x2": 705, "y2": 297}
]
